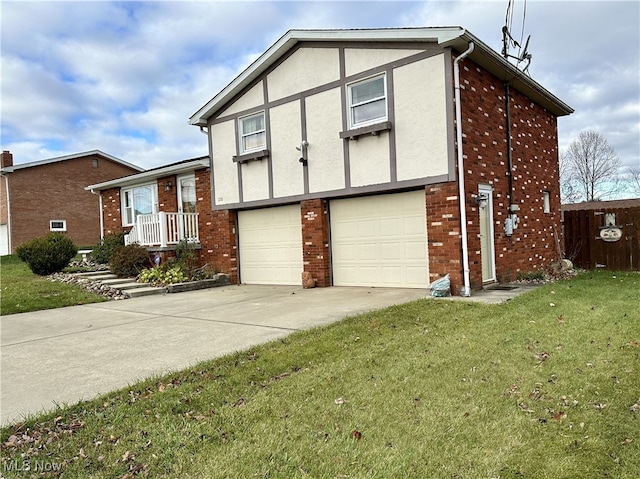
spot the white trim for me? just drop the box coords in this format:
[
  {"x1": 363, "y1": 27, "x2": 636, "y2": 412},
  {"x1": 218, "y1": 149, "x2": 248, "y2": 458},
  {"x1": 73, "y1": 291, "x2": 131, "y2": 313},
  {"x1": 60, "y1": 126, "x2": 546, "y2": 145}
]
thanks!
[
  {"x1": 346, "y1": 73, "x2": 388, "y2": 129},
  {"x1": 188, "y1": 27, "x2": 572, "y2": 126},
  {"x1": 238, "y1": 111, "x2": 266, "y2": 154},
  {"x1": 478, "y1": 184, "x2": 496, "y2": 283},
  {"x1": 86, "y1": 157, "x2": 209, "y2": 192},
  {"x1": 49, "y1": 219, "x2": 67, "y2": 232},
  {"x1": 121, "y1": 183, "x2": 159, "y2": 227}
]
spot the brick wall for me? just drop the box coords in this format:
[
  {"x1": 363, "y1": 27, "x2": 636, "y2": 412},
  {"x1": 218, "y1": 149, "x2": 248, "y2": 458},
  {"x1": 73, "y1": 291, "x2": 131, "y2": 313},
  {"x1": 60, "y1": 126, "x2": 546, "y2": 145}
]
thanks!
[
  {"x1": 196, "y1": 168, "x2": 239, "y2": 283},
  {"x1": 425, "y1": 183, "x2": 464, "y2": 294},
  {"x1": 458, "y1": 59, "x2": 562, "y2": 284},
  {"x1": 157, "y1": 175, "x2": 178, "y2": 212},
  {"x1": 301, "y1": 199, "x2": 331, "y2": 287},
  {"x1": 8, "y1": 154, "x2": 139, "y2": 251},
  {"x1": 101, "y1": 187, "x2": 124, "y2": 235}
]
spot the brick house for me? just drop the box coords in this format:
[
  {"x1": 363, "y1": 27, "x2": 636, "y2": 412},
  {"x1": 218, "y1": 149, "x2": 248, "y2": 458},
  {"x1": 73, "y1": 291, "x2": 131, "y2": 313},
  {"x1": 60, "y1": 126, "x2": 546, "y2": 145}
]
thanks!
[
  {"x1": 183, "y1": 27, "x2": 573, "y2": 295},
  {"x1": 86, "y1": 156, "x2": 223, "y2": 267},
  {"x1": 0, "y1": 150, "x2": 142, "y2": 254}
]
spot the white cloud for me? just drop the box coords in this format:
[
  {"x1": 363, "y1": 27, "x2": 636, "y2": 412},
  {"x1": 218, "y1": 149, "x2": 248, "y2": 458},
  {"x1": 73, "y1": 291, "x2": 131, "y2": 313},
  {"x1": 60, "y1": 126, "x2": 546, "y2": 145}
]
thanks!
[{"x1": 1, "y1": 0, "x2": 638, "y2": 177}]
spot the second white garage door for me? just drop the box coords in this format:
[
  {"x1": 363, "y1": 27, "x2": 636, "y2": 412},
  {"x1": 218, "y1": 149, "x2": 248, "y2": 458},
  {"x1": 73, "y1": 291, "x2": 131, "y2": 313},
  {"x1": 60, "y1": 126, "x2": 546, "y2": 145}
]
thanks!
[
  {"x1": 238, "y1": 205, "x2": 303, "y2": 285},
  {"x1": 330, "y1": 190, "x2": 429, "y2": 288}
]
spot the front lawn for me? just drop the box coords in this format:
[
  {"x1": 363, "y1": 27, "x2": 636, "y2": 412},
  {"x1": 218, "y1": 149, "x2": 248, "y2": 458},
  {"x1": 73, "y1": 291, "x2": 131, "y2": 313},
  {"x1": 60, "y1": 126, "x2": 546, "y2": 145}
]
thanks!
[
  {"x1": 0, "y1": 255, "x2": 106, "y2": 315},
  {"x1": 1, "y1": 271, "x2": 639, "y2": 478}
]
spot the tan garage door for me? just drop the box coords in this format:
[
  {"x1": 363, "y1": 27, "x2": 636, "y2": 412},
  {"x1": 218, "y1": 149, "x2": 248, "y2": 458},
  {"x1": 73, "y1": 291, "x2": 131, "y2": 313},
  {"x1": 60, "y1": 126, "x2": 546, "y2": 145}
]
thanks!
[
  {"x1": 330, "y1": 190, "x2": 429, "y2": 288},
  {"x1": 238, "y1": 205, "x2": 303, "y2": 285}
]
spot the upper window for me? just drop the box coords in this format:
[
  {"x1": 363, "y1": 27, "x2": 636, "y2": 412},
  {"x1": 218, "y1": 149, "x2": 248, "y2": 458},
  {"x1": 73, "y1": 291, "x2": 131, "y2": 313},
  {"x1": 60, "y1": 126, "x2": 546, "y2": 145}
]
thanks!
[
  {"x1": 122, "y1": 184, "x2": 158, "y2": 226},
  {"x1": 347, "y1": 74, "x2": 387, "y2": 128},
  {"x1": 239, "y1": 111, "x2": 266, "y2": 154},
  {"x1": 50, "y1": 220, "x2": 66, "y2": 232}
]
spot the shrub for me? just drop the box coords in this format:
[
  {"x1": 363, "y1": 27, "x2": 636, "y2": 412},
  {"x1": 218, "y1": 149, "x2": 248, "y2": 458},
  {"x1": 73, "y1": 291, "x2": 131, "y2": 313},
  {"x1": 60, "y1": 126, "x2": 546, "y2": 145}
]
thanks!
[
  {"x1": 16, "y1": 233, "x2": 78, "y2": 275},
  {"x1": 517, "y1": 269, "x2": 547, "y2": 282},
  {"x1": 138, "y1": 264, "x2": 187, "y2": 285},
  {"x1": 174, "y1": 240, "x2": 198, "y2": 269},
  {"x1": 109, "y1": 244, "x2": 151, "y2": 277},
  {"x1": 92, "y1": 232, "x2": 126, "y2": 264}
]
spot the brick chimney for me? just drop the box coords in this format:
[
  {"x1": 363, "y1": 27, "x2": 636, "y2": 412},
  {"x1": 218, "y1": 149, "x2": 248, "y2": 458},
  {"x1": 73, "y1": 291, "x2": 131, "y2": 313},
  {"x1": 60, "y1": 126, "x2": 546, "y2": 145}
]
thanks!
[{"x1": 1, "y1": 151, "x2": 13, "y2": 168}]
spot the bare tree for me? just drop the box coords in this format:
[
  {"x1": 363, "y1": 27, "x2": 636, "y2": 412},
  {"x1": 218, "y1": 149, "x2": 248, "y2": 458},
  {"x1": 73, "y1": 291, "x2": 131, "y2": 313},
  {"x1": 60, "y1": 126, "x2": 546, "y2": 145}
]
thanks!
[
  {"x1": 627, "y1": 164, "x2": 640, "y2": 196},
  {"x1": 561, "y1": 130, "x2": 622, "y2": 202},
  {"x1": 559, "y1": 150, "x2": 581, "y2": 204}
]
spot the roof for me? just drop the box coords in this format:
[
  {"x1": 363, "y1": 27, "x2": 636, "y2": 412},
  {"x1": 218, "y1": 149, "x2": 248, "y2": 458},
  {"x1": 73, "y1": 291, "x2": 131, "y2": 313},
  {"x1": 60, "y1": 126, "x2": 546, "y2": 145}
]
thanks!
[
  {"x1": 189, "y1": 27, "x2": 574, "y2": 126},
  {"x1": 86, "y1": 156, "x2": 210, "y2": 191},
  {"x1": 1, "y1": 150, "x2": 142, "y2": 173},
  {"x1": 562, "y1": 198, "x2": 640, "y2": 211}
]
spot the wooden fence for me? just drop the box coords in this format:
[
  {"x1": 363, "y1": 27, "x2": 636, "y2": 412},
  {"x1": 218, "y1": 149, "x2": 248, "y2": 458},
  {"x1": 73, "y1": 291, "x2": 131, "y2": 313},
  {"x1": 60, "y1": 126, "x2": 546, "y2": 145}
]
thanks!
[{"x1": 563, "y1": 206, "x2": 640, "y2": 271}]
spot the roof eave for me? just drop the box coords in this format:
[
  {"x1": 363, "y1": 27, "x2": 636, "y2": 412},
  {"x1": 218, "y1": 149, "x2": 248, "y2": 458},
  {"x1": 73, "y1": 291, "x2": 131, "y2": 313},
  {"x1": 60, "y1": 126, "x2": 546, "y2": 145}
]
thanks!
[
  {"x1": 86, "y1": 158, "x2": 210, "y2": 192},
  {"x1": 189, "y1": 26, "x2": 573, "y2": 125}
]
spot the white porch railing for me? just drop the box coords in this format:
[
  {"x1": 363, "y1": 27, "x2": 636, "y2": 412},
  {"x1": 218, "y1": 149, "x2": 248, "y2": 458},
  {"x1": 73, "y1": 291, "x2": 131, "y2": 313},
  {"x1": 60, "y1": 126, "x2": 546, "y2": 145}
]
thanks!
[{"x1": 124, "y1": 212, "x2": 199, "y2": 247}]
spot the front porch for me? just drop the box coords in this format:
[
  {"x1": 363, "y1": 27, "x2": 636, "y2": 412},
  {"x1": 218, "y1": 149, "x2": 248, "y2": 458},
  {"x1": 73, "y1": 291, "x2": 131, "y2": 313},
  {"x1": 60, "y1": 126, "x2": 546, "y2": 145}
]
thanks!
[{"x1": 125, "y1": 212, "x2": 199, "y2": 248}]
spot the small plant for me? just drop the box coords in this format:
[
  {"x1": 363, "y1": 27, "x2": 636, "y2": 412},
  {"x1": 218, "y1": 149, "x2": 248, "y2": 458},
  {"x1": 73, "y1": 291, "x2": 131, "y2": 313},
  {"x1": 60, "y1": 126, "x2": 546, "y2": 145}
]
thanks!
[
  {"x1": 16, "y1": 233, "x2": 78, "y2": 276},
  {"x1": 109, "y1": 244, "x2": 151, "y2": 277},
  {"x1": 174, "y1": 239, "x2": 198, "y2": 269},
  {"x1": 91, "y1": 232, "x2": 126, "y2": 264},
  {"x1": 138, "y1": 264, "x2": 188, "y2": 285},
  {"x1": 516, "y1": 269, "x2": 547, "y2": 282}
]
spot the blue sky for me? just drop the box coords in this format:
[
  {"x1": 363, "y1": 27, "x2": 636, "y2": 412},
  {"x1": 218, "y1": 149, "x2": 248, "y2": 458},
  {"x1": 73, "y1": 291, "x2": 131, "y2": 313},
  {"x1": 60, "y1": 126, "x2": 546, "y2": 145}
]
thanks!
[{"x1": 1, "y1": 0, "x2": 638, "y2": 192}]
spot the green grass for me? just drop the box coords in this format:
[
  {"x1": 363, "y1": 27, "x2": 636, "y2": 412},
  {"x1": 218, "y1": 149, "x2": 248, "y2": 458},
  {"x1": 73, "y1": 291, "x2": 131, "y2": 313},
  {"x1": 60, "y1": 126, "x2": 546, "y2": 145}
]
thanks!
[
  {"x1": 1, "y1": 271, "x2": 639, "y2": 478},
  {"x1": 0, "y1": 255, "x2": 106, "y2": 315}
]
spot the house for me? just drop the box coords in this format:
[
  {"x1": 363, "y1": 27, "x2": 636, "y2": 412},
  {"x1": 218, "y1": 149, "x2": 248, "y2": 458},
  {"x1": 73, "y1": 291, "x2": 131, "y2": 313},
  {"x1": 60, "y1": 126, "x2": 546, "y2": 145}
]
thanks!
[
  {"x1": 86, "y1": 156, "x2": 215, "y2": 264},
  {"x1": 183, "y1": 27, "x2": 573, "y2": 295},
  {"x1": 0, "y1": 150, "x2": 142, "y2": 255},
  {"x1": 562, "y1": 198, "x2": 640, "y2": 271}
]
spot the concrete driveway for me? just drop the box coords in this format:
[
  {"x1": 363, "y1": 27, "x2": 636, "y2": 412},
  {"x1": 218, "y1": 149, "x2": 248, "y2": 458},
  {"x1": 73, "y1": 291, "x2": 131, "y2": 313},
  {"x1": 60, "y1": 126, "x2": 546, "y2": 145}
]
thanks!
[{"x1": 1, "y1": 284, "x2": 429, "y2": 425}]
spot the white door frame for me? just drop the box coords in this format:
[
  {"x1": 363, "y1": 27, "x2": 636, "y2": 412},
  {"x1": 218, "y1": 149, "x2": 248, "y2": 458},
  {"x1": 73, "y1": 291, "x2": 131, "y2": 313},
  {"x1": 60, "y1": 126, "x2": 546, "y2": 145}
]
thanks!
[{"x1": 478, "y1": 184, "x2": 496, "y2": 283}]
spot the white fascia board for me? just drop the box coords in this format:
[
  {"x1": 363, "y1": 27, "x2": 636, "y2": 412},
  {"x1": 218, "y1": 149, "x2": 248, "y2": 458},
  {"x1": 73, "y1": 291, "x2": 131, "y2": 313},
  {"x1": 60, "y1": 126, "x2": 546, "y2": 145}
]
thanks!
[
  {"x1": 188, "y1": 27, "x2": 465, "y2": 126},
  {"x1": 85, "y1": 158, "x2": 210, "y2": 192}
]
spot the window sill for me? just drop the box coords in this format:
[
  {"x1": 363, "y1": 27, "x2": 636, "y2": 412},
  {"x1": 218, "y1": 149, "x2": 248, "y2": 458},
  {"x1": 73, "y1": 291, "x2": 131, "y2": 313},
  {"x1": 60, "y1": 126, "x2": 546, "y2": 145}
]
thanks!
[
  {"x1": 233, "y1": 149, "x2": 270, "y2": 164},
  {"x1": 339, "y1": 121, "x2": 392, "y2": 140}
]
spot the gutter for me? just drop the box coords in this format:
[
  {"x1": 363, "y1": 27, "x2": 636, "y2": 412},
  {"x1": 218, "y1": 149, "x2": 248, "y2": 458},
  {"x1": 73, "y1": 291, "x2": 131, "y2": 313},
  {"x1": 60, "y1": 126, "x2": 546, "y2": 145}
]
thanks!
[{"x1": 454, "y1": 41, "x2": 475, "y2": 297}]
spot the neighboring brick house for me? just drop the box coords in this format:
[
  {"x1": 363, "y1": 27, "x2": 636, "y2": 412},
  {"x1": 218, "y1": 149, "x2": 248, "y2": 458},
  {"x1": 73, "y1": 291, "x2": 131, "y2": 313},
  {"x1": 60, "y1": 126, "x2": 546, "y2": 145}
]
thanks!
[
  {"x1": 0, "y1": 150, "x2": 142, "y2": 254},
  {"x1": 185, "y1": 27, "x2": 573, "y2": 295},
  {"x1": 86, "y1": 156, "x2": 223, "y2": 268}
]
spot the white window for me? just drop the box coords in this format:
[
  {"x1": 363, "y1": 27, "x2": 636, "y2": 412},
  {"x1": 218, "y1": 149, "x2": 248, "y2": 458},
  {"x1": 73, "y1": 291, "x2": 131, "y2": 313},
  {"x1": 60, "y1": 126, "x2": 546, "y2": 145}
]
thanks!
[
  {"x1": 50, "y1": 220, "x2": 66, "y2": 232},
  {"x1": 543, "y1": 191, "x2": 551, "y2": 214},
  {"x1": 122, "y1": 184, "x2": 158, "y2": 226},
  {"x1": 347, "y1": 74, "x2": 387, "y2": 128},
  {"x1": 239, "y1": 111, "x2": 266, "y2": 154}
]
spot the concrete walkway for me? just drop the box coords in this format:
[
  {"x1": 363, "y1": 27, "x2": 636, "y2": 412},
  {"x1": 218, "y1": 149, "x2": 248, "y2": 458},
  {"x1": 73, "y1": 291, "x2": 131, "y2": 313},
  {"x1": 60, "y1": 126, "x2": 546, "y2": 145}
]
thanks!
[{"x1": 0, "y1": 283, "x2": 536, "y2": 425}]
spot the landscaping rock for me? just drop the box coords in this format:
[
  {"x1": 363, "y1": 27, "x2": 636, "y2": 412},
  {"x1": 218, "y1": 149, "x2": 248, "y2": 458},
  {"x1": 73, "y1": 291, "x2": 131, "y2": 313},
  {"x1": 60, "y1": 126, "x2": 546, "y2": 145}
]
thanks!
[{"x1": 49, "y1": 271, "x2": 129, "y2": 301}]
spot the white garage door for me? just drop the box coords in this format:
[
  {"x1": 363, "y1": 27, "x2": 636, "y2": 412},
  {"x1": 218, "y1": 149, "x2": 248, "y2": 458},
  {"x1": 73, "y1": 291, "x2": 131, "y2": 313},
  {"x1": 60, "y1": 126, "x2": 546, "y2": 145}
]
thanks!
[
  {"x1": 238, "y1": 205, "x2": 303, "y2": 285},
  {"x1": 330, "y1": 190, "x2": 429, "y2": 288},
  {"x1": 0, "y1": 224, "x2": 8, "y2": 256}
]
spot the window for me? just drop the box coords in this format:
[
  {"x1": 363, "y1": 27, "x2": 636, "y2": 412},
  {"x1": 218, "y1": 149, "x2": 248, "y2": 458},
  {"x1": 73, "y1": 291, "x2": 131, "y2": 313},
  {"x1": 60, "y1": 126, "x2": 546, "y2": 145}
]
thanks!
[
  {"x1": 239, "y1": 111, "x2": 266, "y2": 154},
  {"x1": 543, "y1": 191, "x2": 551, "y2": 214},
  {"x1": 122, "y1": 184, "x2": 158, "y2": 226},
  {"x1": 347, "y1": 74, "x2": 387, "y2": 128},
  {"x1": 50, "y1": 220, "x2": 66, "y2": 232}
]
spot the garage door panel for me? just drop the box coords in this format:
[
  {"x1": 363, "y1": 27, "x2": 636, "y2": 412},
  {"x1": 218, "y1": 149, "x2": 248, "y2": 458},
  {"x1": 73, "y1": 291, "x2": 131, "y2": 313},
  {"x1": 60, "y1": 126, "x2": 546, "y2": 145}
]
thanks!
[
  {"x1": 331, "y1": 191, "x2": 428, "y2": 288},
  {"x1": 238, "y1": 205, "x2": 302, "y2": 285}
]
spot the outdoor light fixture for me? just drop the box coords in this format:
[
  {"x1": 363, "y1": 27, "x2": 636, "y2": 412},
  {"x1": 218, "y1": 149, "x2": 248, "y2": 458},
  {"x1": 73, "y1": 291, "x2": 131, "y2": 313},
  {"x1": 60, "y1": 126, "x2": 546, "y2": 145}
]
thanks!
[{"x1": 165, "y1": 181, "x2": 173, "y2": 191}]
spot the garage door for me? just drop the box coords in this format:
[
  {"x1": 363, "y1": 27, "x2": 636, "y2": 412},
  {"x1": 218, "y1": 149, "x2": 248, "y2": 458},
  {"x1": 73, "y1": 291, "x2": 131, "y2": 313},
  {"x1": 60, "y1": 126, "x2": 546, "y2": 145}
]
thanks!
[
  {"x1": 238, "y1": 205, "x2": 303, "y2": 285},
  {"x1": 330, "y1": 190, "x2": 429, "y2": 288}
]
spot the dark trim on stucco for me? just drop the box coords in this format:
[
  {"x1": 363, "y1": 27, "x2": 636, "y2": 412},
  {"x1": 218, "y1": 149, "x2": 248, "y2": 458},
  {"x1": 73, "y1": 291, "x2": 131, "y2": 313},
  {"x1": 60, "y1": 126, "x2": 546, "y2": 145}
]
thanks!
[
  {"x1": 339, "y1": 121, "x2": 393, "y2": 140},
  {"x1": 386, "y1": 68, "x2": 398, "y2": 183},
  {"x1": 264, "y1": 80, "x2": 274, "y2": 200},
  {"x1": 301, "y1": 97, "x2": 309, "y2": 195},
  {"x1": 443, "y1": 48, "x2": 457, "y2": 182},
  {"x1": 234, "y1": 119, "x2": 243, "y2": 203},
  {"x1": 232, "y1": 150, "x2": 270, "y2": 163},
  {"x1": 212, "y1": 174, "x2": 450, "y2": 211},
  {"x1": 339, "y1": 47, "x2": 351, "y2": 190}
]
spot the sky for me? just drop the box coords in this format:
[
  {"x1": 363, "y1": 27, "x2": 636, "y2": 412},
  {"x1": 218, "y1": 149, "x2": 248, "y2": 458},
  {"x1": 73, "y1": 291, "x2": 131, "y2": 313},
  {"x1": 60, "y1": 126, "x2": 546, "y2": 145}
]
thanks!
[{"x1": 1, "y1": 0, "x2": 639, "y2": 195}]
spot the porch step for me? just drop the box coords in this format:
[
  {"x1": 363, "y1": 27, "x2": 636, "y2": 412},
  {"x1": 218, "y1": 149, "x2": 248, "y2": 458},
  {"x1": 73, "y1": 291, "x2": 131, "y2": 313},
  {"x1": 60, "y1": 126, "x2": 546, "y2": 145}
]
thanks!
[
  {"x1": 100, "y1": 277, "x2": 142, "y2": 286},
  {"x1": 77, "y1": 272, "x2": 118, "y2": 281},
  {"x1": 125, "y1": 286, "x2": 167, "y2": 298},
  {"x1": 110, "y1": 281, "x2": 155, "y2": 291}
]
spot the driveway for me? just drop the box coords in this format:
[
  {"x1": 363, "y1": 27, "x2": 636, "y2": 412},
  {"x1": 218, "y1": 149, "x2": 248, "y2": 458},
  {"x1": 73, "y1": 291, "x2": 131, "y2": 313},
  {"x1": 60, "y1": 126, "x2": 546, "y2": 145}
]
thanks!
[{"x1": 1, "y1": 284, "x2": 429, "y2": 425}]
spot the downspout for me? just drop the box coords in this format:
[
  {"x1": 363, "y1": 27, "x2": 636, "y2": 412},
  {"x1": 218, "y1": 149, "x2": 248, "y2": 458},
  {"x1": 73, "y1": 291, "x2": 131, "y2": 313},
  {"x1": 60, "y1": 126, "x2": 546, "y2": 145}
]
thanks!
[
  {"x1": 454, "y1": 41, "x2": 475, "y2": 297},
  {"x1": 89, "y1": 188, "x2": 105, "y2": 240}
]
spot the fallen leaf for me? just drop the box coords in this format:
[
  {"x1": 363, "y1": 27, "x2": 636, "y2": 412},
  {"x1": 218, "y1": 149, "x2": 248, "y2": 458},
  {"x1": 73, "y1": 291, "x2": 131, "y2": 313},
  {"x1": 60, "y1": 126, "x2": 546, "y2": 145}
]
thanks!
[
  {"x1": 334, "y1": 397, "x2": 345, "y2": 405},
  {"x1": 352, "y1": 430, "x2": 362, "y2": 440}
]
